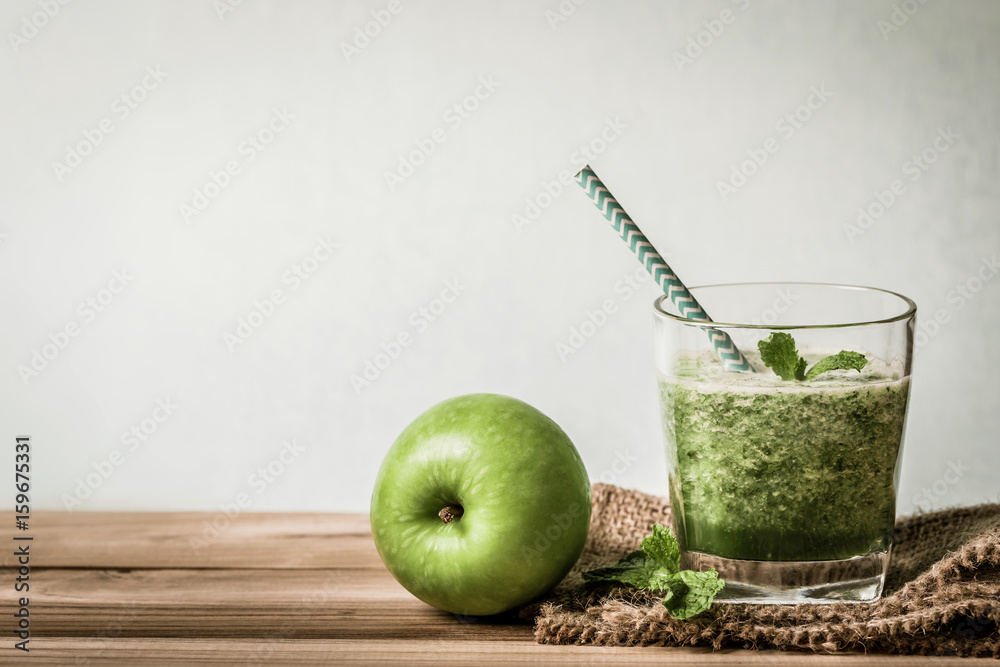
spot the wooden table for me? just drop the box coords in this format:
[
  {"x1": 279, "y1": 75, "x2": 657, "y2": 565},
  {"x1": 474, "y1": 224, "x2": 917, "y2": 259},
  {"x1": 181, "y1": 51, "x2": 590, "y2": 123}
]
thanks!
[{"x1": 0, "y1": 512, "x2": 978, "y2": 665}]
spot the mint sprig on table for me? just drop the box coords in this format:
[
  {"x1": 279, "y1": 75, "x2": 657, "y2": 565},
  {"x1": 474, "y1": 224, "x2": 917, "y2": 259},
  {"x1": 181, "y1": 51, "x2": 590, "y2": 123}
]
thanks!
[
  {"x1": 581, "y1": 524, "x2": 725, "y2": 620},
  {"x1": 757, "y1": 332, "x2": 867, "y2": 381}
]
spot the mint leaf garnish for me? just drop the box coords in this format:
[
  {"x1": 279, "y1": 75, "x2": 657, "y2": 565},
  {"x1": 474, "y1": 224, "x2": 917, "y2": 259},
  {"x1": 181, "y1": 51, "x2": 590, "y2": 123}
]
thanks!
[
  {"x1": 582, "y1": 524, "x2": 725, "y2": 619},
  {"x1": 640, "y1": 523, "x2": 680, "y2": 572},
  {"x1": 581, "y1": 549, "x2": 674, "y2": 592},
  {"x1": 758, "y1": 332, "x2": 868, "y2": 381},
  {"x1": 661, "y1": 569, "x2": 727, "y2": 620},
  {"x1": 805, "y1": 350, "x2": 867, "y2": 380},
  {"x1": 757, "y1": 332, "x2": 806, "y2": 381}
]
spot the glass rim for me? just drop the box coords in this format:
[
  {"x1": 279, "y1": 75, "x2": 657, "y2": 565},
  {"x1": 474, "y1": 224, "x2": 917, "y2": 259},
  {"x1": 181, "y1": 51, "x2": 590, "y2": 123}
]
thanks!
[{"x1": 652, "y1": 281, "x2": 917, "y2": 330}]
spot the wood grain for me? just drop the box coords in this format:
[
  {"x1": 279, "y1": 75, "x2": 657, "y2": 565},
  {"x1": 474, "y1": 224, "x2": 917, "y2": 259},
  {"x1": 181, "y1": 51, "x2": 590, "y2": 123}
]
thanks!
[
  {"x1": 20, "y1": 568, "x2": 534, "y2": 640},
  {"x1": 0, "y1": 512, "x2": 975, "y2": 664},
  {"x1": 0, "y1": 511, "x2": 374, "y2": 569},
  {"x1": 0, "y1": 638, "x2": 972, "y2": 667},
  {"x1": 2, "y1": 638, "x2": 975, "y2": 666}
]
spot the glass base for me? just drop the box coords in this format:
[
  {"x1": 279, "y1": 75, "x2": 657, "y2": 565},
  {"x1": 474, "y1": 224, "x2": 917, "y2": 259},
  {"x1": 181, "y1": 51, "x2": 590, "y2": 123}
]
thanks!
[{"x1": 682, "y1": 550, "x2": 889, "y2": 604}]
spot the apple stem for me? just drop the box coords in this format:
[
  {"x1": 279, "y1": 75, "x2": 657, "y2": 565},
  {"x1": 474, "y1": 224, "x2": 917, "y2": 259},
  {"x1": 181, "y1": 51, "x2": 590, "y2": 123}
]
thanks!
[{"x1": 438, "y1": 505, "x2": 463, "y2": 524}]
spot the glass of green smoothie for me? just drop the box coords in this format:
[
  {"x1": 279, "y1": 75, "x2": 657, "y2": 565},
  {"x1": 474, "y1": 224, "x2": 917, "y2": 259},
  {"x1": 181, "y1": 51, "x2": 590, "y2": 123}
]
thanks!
[{"x1": 654, "y1": 282, "x2": 915, "y2": 603}]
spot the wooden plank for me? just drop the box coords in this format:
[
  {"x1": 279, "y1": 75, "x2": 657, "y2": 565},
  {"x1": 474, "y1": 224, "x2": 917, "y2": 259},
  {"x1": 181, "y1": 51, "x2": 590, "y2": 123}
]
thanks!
[
  {"x1": 0, "y1": 512, "x2": 375, "y2": 569},
  {"x1": 0, "y1": 638, "x2": 971, "y2": 666},
  {"x1": 2, "y1": 567, "x2": 535, "y2": 640},
  {"x1": 0, "y1": 511, "x2": 980, "y2": 664}
]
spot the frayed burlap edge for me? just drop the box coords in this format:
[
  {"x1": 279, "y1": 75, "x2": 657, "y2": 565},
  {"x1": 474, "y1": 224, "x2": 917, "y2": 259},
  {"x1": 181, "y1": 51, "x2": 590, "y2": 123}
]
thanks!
[{"x1": 521, "y1": 483, "x2": 1000, "y2": 657}]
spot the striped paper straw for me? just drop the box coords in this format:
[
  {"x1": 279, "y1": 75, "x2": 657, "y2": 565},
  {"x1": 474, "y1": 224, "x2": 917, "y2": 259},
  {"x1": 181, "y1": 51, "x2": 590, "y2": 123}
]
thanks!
[{"x1": 575, "y1": 165, "x2": 755, "y2": 373}]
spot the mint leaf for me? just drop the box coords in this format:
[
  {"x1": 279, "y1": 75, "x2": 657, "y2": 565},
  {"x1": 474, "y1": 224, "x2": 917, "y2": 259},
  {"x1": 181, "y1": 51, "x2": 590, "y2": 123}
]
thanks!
[
  {"x1": 805, "y1": 350, "x2": 867, "y2": 380},
  {"x1": 581, "y1": 549, "x2": 674, "y2": 592},
  {"x1": 582, "y1": 524, "x2": 682, "y2": 591},
  {"x1": 757, "y1": 332, "x2": 806, "y2": 381},
  {"x1": 758, "y1": 333, "x2": 867, "y2": 382},
  {"x1": 581, "y1": 524, "x2": 725, "y2": 619},
  {"x1": 640, "y1": 523, "x2": 681, "y2": 572},
  {"x1": 661, "y1": 569, "x2": 726, "y2": 620}
]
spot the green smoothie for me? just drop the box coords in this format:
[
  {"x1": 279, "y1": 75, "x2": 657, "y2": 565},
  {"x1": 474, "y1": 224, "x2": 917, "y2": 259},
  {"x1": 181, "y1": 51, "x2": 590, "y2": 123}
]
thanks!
[{"x1": 660, "y1": 350, "x2": 909, "y2": 562}]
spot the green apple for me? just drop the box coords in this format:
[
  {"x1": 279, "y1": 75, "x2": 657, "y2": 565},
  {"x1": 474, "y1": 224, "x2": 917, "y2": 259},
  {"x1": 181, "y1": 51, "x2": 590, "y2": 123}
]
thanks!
[{"x1": 370, "y1": 393, "x2": 591, "y2": 616}]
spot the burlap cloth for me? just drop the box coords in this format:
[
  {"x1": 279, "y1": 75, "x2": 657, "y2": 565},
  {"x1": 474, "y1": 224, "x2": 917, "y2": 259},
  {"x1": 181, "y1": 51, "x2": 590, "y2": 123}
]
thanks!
[{"x1": 520, "y1": 483, "x2": 1000, "y2": 657}]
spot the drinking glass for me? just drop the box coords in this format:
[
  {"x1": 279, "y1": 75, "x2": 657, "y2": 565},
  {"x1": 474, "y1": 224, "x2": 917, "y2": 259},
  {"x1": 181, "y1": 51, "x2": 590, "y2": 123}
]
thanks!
[{"x1": 654, "y1": 282, "x2": 916, "y2": 602}]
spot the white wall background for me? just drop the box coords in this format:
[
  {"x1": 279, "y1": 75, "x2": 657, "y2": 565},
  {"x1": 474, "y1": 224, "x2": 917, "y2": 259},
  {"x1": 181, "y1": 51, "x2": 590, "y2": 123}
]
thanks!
[{"x1": 2, "y1": 0, "x2": 997, "y2": 515}]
